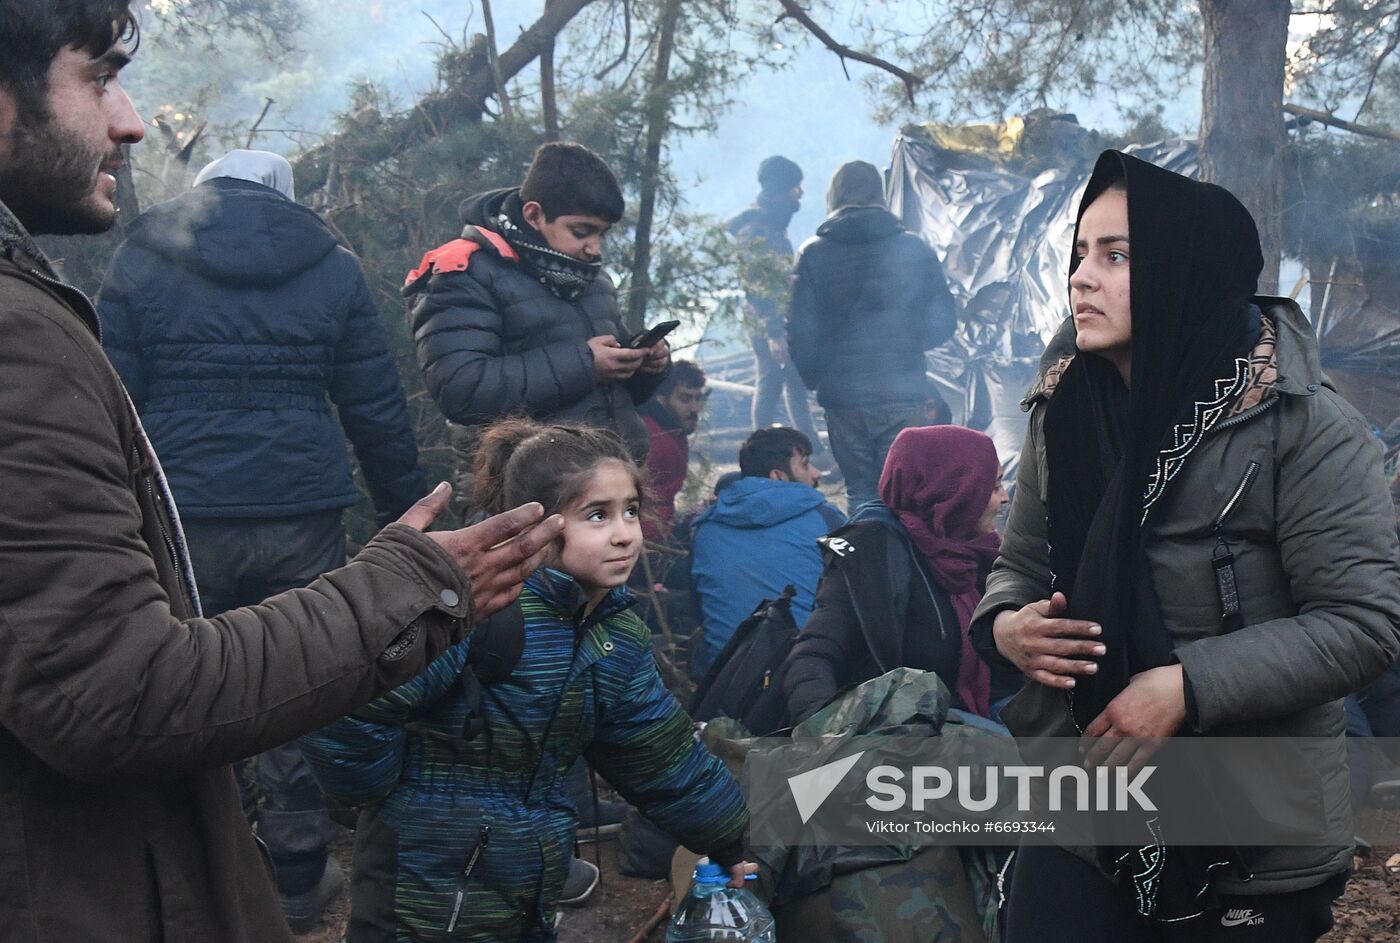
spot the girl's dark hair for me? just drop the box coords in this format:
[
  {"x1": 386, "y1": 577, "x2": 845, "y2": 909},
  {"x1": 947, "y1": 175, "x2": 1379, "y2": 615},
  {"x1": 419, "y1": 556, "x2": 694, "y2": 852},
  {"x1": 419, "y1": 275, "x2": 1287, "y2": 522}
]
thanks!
[
  {"x1": 0, "y1": 1, "x2": 139, "y2": 119},
  {"x1": 472, "y1": 418, "x2": 645, "y2": 517}
]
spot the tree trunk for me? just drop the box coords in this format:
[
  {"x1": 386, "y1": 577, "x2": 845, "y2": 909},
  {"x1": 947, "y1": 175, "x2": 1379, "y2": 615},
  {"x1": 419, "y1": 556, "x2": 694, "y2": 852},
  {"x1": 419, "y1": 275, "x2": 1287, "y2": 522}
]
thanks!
[
  {"x1": 540, "y1": 0, "x2": 560, "y2": 141},
  {"x1": 625, "y1": 0, "x2": 683, "y2": 332},
  {"x1": 1199, "y1": 0, "x2": 1290, "y2": 292}
]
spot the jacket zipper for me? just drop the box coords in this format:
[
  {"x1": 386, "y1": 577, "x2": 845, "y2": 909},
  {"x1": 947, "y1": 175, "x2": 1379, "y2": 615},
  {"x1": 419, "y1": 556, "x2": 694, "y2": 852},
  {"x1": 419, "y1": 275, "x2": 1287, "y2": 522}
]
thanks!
[
  {"x1": 446, "y1": 824, "x2": 492, "y2": 933},
  {"x1": 1210, "y1": 395, "x2": 1277, "y2": 434},
  {"x1": 1210, "y1": 461, "x2": 1260, "y2": 633},
  {"x1": 1213, "y1": 461, "x2": 1262, "y2": 532}
]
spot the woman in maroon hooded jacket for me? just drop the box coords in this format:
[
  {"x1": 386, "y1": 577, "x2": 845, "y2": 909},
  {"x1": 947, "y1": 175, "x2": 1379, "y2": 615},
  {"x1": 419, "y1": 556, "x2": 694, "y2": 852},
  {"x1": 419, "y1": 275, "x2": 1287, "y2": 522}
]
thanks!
[{"x1": 783, "y1": 424, "x2": 1018, "y2": 723}]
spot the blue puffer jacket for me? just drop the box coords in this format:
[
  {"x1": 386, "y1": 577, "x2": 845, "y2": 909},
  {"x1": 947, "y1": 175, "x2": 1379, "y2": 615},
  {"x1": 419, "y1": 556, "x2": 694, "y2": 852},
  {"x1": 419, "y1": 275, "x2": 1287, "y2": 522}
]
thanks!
[
  {"x1": 691, "y1": 477, "x2": 846, "y2": 662},
  {"x1": 98, "y1": 178, "x2": 426, "y2": 523},
  {"x1": 301, "y1": 570, "x2": 748, "y2": 942}
]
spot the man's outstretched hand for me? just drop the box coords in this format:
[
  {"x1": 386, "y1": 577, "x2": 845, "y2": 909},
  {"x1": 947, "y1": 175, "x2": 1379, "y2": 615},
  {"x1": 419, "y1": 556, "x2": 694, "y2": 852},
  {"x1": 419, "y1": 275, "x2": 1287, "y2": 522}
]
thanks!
[{"x1": 399, "y1": 483, "x2": 564, "y2": 621}]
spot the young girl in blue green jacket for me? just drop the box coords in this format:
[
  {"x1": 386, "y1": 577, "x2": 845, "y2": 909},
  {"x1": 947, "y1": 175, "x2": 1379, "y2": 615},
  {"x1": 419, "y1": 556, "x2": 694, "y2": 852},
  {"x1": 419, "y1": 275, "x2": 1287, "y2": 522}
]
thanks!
[{"x1": 302, "y1": 419, "x2": 751, "y2": 942}]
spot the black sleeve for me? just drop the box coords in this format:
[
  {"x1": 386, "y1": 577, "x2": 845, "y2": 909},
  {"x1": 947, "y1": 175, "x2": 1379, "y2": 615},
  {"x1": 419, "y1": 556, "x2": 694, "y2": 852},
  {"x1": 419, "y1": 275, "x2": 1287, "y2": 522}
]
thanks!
[
  {"x1": 784, "y1": 563, "x2": 862, "y2": 724},
  {"x1": 329, "y1": 254, "x2": 428, "y2": 524}
]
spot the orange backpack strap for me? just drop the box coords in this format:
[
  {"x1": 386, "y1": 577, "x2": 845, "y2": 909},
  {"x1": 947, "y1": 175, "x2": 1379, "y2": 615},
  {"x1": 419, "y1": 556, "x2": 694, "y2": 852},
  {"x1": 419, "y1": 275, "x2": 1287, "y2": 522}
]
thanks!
[{"x1": 402, "y1": 230, "x2": 520, "y2": 290}]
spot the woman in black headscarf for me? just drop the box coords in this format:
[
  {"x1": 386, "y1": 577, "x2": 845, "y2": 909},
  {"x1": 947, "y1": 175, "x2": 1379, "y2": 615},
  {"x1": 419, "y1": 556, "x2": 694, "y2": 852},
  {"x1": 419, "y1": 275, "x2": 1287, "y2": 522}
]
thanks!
[{"x1": 969, "y1": 151, "x2": 1400, "y2": 941}]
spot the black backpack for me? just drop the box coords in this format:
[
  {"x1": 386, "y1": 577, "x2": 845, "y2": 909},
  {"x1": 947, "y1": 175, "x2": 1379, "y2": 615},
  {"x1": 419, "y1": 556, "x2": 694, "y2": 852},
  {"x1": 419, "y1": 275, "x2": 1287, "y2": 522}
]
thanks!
[{"x1": 689, "y1": 586, "x2": 798, "y2": 736}]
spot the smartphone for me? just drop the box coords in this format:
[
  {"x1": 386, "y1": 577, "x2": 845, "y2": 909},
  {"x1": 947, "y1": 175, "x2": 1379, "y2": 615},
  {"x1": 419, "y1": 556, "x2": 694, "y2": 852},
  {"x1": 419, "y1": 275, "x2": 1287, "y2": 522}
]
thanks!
[{"x1": 629, "y1": 319, "x2": 681, "y2": 349}]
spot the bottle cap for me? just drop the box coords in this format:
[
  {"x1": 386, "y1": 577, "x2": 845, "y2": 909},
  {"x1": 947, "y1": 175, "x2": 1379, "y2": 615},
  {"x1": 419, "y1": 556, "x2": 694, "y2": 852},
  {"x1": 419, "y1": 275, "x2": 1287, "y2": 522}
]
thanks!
[{"x1": 693, "y1": 856, "x2": 726, "y2": 884}]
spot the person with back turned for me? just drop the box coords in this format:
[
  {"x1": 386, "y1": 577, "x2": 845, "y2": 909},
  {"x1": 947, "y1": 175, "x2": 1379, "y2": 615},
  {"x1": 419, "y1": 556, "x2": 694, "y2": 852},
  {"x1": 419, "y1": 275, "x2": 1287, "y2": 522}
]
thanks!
[
  {"x1": 98, "y1": 145, "x2": 433, "y2": 931},
  {"x1": 787, "y1": 160, "x2": 957, "y2": 511}
]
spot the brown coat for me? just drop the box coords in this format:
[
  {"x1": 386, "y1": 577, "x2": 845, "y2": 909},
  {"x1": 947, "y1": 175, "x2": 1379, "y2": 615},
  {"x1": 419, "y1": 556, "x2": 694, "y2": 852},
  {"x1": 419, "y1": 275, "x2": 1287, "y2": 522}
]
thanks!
[{"x1": 0, "y1": 205, "x2": 472, "y2": 942}]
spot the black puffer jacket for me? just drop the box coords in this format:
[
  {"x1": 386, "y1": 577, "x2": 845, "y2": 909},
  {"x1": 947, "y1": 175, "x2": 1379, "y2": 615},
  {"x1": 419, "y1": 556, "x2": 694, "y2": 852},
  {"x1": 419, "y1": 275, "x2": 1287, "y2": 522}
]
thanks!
[
  {"x1": 406, "y1": 188, "x2": 663, "y2": 460},
  {"x1": 785, "y1": 517, "x2": 1022, "y2": 723},
  {"x1": 99, "y1": 178, "x2": 426, "y2": 524},
  {"x1": 787, "y1": 205, "x2": 956, "y2": 408}
]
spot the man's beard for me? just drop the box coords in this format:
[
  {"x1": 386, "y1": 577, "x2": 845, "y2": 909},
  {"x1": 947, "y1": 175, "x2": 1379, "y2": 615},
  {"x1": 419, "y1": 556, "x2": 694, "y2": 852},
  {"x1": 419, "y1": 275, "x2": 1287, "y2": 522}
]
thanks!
[{"x1": 0, "y1": 113, "x2": 119, "y2": 236}]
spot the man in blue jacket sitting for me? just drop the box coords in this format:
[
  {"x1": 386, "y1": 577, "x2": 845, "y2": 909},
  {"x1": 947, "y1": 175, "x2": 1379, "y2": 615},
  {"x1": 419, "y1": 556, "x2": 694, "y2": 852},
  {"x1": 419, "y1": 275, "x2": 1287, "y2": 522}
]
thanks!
[{"x1": 690, "y1": 427, "x2": 845, "y2": 677}]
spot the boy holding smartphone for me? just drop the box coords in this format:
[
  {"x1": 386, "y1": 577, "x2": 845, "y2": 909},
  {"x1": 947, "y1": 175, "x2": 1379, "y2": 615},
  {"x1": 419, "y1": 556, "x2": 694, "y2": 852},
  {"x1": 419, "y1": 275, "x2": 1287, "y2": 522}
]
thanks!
[{"x1": 406, "y1": 143, "x2": 671, "y2": 495}]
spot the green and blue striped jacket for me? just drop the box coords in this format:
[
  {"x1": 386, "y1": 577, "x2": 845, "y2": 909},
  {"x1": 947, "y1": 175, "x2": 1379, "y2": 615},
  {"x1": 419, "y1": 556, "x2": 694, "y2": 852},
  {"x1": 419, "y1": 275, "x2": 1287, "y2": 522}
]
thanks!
[{"x1": 302, "y1": 569, "x2": 748, "y2": 941}]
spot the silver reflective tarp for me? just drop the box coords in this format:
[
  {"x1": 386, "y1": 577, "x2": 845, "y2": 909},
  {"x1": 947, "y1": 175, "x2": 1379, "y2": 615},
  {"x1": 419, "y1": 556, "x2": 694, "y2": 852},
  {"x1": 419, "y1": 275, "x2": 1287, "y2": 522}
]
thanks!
[{"x1": 888, "y1": 130, "x2": 1199, "y2": 473}]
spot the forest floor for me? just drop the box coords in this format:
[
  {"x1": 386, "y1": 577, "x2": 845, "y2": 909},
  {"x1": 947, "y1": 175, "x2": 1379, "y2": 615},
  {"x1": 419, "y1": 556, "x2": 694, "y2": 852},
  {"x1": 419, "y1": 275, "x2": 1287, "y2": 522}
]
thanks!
[{"x1": 293, "y1": 831, "x2": 1400, "y2": 942}]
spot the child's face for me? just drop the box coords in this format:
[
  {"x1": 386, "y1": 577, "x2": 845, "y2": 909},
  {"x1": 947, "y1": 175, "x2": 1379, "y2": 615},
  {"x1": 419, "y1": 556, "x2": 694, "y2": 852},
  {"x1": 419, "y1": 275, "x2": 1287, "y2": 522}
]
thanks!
[
  {"x1": 554, "y1": 460, "x2": 642, "y2": 597},
  {"x1": 521, "y1": 201, "x2": 612, "y2": 263}
]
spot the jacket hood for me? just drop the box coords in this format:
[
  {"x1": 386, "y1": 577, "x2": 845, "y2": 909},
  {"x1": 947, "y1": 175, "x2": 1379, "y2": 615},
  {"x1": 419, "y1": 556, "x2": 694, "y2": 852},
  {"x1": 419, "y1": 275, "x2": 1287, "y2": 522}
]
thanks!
[
  {"x1": 127, "y1": 178, "x2": 338, "y2": 286},
  {"x1": 701, "y1": 476, "x2": 831, "y2": 529},
  {"x1": 459, "y1": 187, "x2": 515, "y2": 230},
  {"x1": 825, "y1": 160, "x2": 884, "y2": 213},
  {"x1": 193, "y1": 150, "x2": 295, "y2": 200},
  {"x1": 815, "y1": 205, "x2": 903, "y2": 244}
]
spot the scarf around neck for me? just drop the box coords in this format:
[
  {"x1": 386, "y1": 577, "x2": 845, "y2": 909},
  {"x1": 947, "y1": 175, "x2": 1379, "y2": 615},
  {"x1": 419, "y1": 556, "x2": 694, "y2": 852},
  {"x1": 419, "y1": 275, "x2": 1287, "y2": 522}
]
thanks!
[
  {"x1": 878, "y1": 425, "x2": 1003, "y2": 716},
  {"x1": 493, "y1": 190, "x2": 603, "y2": 301}
]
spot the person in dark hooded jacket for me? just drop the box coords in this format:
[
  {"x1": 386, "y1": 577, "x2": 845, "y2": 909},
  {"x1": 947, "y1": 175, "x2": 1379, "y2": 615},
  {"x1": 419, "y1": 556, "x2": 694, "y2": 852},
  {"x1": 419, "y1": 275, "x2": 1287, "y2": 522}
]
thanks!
[
  {"x1": 97, "y1": 148, "x2": 432, "y2": 930},
  {"x1": 787, "y1": 160, "x2": 957, "y2": 511},
  {"x1": 99, "y1": 149, "x2": 426, "y2": 527},
  {"x1": 405, "y1": 143, "x2": 671, "y2": 494},
  {"x1": 727, "y1": 155, "x2": 821, "y2": 448}
]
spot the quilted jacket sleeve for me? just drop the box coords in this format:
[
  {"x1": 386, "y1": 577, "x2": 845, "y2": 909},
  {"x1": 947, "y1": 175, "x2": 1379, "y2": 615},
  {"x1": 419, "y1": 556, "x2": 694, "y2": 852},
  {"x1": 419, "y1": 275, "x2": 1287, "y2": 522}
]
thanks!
[
  {"x1": 301, "y1": 642, "x2": 469, "y2": 806},
  {"x1": 586, "y1": 620, "x2": 749, "y2": 864},
  {"x1": 409, "y1": 267, "x2": 597, "y2": 426},
  {"x1": 912, "y1": 238, "x2": 957, "y2": 352},
  {"x1": 94, "y1": 243, "x2": 149, "y2": 407},
  {"x1": 329, "y1": 251, "x2": 428, "y2": 524},
  {"x1": 786, "y1": 250, "x2": 823, "y2": 391}
]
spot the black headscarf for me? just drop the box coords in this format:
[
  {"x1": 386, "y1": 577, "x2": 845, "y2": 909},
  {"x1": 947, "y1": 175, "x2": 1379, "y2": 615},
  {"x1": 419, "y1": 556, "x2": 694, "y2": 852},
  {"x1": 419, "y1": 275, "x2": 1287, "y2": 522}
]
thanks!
[
  {"x1": 1043, "y1": 150, "x2": 1264, "y2": 920},
  {"x1": 1044, "y1": 150, "x2": 1263, "y2": 729}
]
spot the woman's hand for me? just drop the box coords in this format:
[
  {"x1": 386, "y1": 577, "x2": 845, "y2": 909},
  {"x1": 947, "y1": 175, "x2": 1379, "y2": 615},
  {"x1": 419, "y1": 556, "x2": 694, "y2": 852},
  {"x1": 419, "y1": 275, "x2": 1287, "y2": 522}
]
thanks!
[
  {"x1": 1080, "y1": 664, "x2": 1186, "y2": 772},
  {"x1": 992, "y1": 591, "x2": 1105, "y2": 689}
]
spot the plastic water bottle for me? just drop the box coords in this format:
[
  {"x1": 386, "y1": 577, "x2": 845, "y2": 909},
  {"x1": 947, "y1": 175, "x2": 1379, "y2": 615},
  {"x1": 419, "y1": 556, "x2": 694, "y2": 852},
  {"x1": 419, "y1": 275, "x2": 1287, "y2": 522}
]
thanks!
[{"x1": 666, "y1": 857, "x2": 776, "y2": 942}]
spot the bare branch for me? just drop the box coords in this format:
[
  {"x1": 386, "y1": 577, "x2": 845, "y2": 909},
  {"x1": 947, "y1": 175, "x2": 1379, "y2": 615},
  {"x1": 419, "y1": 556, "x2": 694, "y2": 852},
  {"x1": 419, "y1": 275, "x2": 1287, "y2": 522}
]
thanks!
[
  {"x1": 245, "y1": 97, "x2": 275, "y2": 148},
  {"x1": 1284, "y1": 102, "x2": 1400, "y2": 143},
  {"x1": 773, "y1": 0, "x2": 920, "y2": 104},
  {"x1": 593, "y1": 0, "x2": 633, "y2": 80},
  {"x1": 1354, "y1": 9, "x2": 1400, "y2": 121}
]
